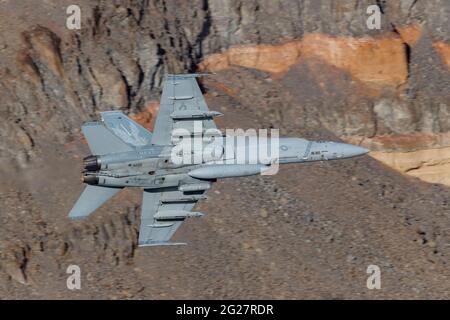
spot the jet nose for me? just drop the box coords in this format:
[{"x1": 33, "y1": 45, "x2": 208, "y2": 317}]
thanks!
[
  {"x1": 359, "y1": 146, "x2": 370, "y2": 154},
  {"x1": 340, "y1": 144, "x2": 369, "y2": 158}
]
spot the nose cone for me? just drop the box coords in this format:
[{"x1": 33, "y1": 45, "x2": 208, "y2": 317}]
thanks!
[{"x1": 340, "y1": 144, "x2": 369, "y2": 158}]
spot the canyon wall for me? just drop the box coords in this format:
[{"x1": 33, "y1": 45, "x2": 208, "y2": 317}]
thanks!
[
  {"x1": 199, "y1": 21, "x2": 450, "y2": 185},
  {"x1": 1, "y1": 0, "x2": 449, "y2": 184}
]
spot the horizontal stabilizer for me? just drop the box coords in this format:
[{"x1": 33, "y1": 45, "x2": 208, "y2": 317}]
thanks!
[{"x1": 69, "y1": 185, "x2": 121, "y2": 220}]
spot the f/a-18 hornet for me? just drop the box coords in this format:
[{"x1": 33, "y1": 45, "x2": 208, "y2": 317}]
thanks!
[{"x1": 69, "y1": 73, "x2": 369, "y2": 247}]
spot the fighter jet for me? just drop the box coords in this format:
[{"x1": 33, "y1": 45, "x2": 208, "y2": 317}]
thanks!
[{"x1": 69, "y1": 73, "x2": 369, "y2": 246}]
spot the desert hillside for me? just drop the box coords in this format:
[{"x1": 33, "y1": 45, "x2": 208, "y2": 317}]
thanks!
[{"x1": 0, "y1": 0, "x2": 449, "y2": 299}]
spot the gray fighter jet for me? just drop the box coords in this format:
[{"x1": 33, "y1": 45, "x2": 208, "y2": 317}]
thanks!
[{"x1": 69, "y1": 74, "x2": 369, "y2": 247}]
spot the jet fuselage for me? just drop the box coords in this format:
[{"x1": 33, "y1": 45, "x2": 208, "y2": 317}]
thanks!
[{"x1": 81, "y1": 137, "x2": 368, "y2": 189}]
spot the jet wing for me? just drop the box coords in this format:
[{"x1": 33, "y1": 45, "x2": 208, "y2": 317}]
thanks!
[
  {"x1": 138, "y1": 188, "x2": 207, "y2": 246},
  {"x1": 151, "y1": 74, "x2": 221, "y2": 146}
]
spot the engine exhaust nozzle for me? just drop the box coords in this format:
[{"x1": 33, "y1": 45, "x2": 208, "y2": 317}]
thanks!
[
  {"x1": 83, "y1": 155, "x2": 101, "y2": 171},
  {"x1": 82, "y1": 174, "x2": 99, "y2": 185}
]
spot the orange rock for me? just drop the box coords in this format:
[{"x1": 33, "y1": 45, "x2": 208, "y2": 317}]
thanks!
[
  {"x1": 227, "y1": 42, "x2": 301, "y2": 74},
  {"x1": 434, "y1": 41, "x2": 450, "y2": 70},
  {"x1": 300, "y1": 33, "x2": 408, "y2": 87},
  {"x1": 397, "y1": 23, "x2": 423, "y2": 47},
  {"x1": 129, "y1": 101, "x2": 159, "y2": 131},
  {"x1": 200, "y1": 24, "x2": 450, "y2": 88}
]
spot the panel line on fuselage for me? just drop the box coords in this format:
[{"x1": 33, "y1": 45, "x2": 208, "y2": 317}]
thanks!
[{"x1": 302, "y1": 141, "x2": 313, "y2": 159}]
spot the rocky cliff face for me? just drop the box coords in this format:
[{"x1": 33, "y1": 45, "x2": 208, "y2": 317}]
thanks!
[
  {"x1": 200, "y1": 21, "x2": 450, "y2": 185},
  {"x1": 1, "y1": 0, "x2": 450, "y2": 183},
  {"x1": 0, "y1": 0, "x2": 449, "y2": 298}
]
